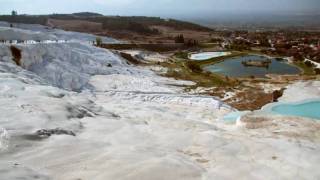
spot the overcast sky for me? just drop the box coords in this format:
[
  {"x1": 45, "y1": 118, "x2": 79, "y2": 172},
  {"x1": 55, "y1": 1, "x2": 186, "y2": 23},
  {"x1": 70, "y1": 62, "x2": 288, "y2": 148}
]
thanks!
[{"x1": 0, "y1": 0, "x2": 319, "y2": 18}]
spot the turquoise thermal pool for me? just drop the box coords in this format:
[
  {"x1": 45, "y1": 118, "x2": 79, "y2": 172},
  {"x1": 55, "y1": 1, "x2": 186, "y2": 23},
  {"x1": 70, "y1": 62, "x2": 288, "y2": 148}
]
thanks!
[
  {"x1": 189, "y1": 52, "x2": 231, "y2": 60},
  {"x1": 270, "y1": 101, "x2": 320, "y2": 120},
  {"x1": 204, "y1": 55, "x2": 300, "y2": 77},
  {"x1": 222, "y1": 101, "x2": 320, "y2": 123}
]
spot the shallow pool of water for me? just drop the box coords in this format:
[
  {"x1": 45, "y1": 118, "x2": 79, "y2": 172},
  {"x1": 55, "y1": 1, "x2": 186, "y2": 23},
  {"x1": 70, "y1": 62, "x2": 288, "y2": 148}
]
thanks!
[
  {"x1": 204, "y1": 55, "x2": 300, "y2": 77},
  {"x1": 189, "y1": 52, "x2": 231, "y2": 60},
  {"x1": 270, "y1": 101, "x2": 320, "y2": 120},
  {"x1": 223, "y1": 111, "x2": 250, "y2": 122}
]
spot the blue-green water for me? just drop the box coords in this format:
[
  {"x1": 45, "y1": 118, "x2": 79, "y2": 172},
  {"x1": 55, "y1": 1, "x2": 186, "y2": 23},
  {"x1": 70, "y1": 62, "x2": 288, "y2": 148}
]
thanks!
[
  {"x1": 271, "y1": 101, "x2": 320, "y2": 120},
  {"x1": 223, "y1": 111, "x2": 249, "y2": 122},
  {"x1": 190, "y1": 52, "x2": 230, "y2": 60},
  {"x1": 204, "y1": 55, "x2": 301, "y2": 78}
]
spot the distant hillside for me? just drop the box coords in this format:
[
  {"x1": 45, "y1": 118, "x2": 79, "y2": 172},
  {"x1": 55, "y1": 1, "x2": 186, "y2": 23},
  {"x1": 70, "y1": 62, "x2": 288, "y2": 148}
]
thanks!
[
  {"x1": 0, "y1": 15, "x2": 47, "y2": 25},
  {"x1": 72, "y1": 12, "x2": 103, "y2": 17},
  {"x1": 0, "y1": 13, "x2": 212, "y2": 35},
  {"x1": 192, "y1": 13, "x2": 320, "y2": 31}
]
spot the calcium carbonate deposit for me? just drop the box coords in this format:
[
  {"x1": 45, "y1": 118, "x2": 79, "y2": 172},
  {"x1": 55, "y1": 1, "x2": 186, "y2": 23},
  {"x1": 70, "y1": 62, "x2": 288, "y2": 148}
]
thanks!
[{"x1": 0, "y1": 23, "x2": 319, "y2": 180}]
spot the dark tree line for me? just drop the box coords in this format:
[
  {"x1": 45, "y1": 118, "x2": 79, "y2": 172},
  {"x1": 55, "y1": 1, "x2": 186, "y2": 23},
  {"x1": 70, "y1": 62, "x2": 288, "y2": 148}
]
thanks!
[{"x1": 174, "y1": 34, "x2": 185, "y2": 43}]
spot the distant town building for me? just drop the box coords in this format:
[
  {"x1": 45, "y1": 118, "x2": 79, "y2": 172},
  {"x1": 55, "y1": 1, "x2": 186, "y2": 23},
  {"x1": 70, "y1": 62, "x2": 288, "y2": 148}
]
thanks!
[{"x1": 11, "y1": 10, "x2": 17, "y2": 16}]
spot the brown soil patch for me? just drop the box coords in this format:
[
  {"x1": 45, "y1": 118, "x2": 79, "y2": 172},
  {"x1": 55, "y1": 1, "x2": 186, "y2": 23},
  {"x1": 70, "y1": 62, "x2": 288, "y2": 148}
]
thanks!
[
  {"x1": 151, "y1": 25, "x2": 213, "y2": 42},
  {"x1": 228, "y1": 90, "x2": 273, "y2": 111},
  {"x1": 48, "y1": 19, "x2": 103, "y2": 33},
  {"x1": 209, "y1": 86, "x2": 274, "y2": 111},
  {"x1": 10, "y1": 46, "x2": 22, "y2": 66},
  {"x1": 119, "y1": 52, "x2": 141, "y2": 65},
  {"x1": 47, "y1": 19, "x2": 213, "y2": 44}
]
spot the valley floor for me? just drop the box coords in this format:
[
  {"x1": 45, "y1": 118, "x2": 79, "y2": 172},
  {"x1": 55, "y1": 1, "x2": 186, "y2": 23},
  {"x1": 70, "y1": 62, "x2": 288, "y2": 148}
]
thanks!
[{"x1": 0, "y1": 23, "x2": 320, "y2": 180}]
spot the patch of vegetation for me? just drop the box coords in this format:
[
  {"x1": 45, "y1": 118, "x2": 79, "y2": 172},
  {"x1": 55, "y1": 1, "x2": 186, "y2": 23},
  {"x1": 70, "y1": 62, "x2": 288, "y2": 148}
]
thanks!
[
  {"x1": 10, "y1": 46, "x2": 22, "y2": 66},
  {"x1": 174, "y1": 51, "x2": 189, "y2": 59},
  {"x1": 100, "y1": 19, "x2": 160, "y2": 35},
  {"x1": 209, "y1": 38, "x2": 223, "y2": 43},
  {"x1": 275, "y1": 57, "x2": 284, "y2": 61},
  {"x1": 186, "y1": 61, "x2": 202, "y2": 73},
  {"x1": 174, "y1": 34, "x2": 185, "y2": 43},
  {"x1": 95, "y1": 37, "x2": 102, "y2": 46},
  {"x1": 160, "y1": 59, "x2": 235, "y2": 89},
  {"x1": 0, "y1": 13, "x2": 212, "y2": 35},
  {"x1": 293, "y1": 61, "x2": 315, "y2": 75},
  {"x1": 72, "y1": 12, "x2": 103, "y2": 17},
  {"x1": 227, "y1": 40, "x2": 251, "y2": 51},
  {"x1": 0, "y1": 15, "x2": 47, "y2": 25},
  {"x1": 102, "y1": 44, "x2": 185, "y2": 52},
  {"x1": 103, "y1": 16, "x2": 212, "y2": 31},
  {"x1": 185, "y1": 39, "x2": 199, "y2": 47},
  {"x1": 162, "y1": 18, "x2": 212, "y2": 31},
  {"x1": 198, "y1": 43, "x2": 219, "y2": 49},
  {"x1": 304, "y1": 60, "x2": 315, "y2": 67},
  {"x1": 119, "y1": 52, "x2": 141, "y2": 65}
]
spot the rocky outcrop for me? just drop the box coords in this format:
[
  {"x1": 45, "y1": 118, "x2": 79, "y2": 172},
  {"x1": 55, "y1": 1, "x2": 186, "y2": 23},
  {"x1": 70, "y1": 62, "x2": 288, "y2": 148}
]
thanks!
[
  {"x1": 35, "y1": 128, "x2": 76, "y2": 138},
  {"x1": 241, "y1": 59, "x2": 271, "y2": 68}
]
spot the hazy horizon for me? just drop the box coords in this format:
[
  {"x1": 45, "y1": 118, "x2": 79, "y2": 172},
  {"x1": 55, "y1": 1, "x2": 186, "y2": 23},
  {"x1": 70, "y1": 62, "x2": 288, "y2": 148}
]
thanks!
[{"x1": 1, "y1": 0, "x2": 320, "y2": 19}]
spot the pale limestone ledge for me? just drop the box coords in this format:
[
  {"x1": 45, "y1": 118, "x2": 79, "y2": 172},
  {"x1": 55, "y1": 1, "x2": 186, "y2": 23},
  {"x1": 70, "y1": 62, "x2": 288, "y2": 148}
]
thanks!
[
  {"x1": 278, "y1": 80, "x2": 320, "y2": 102},
  {"x1": 237, "y1": 80, "x2": 320, "y2": 141}
]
